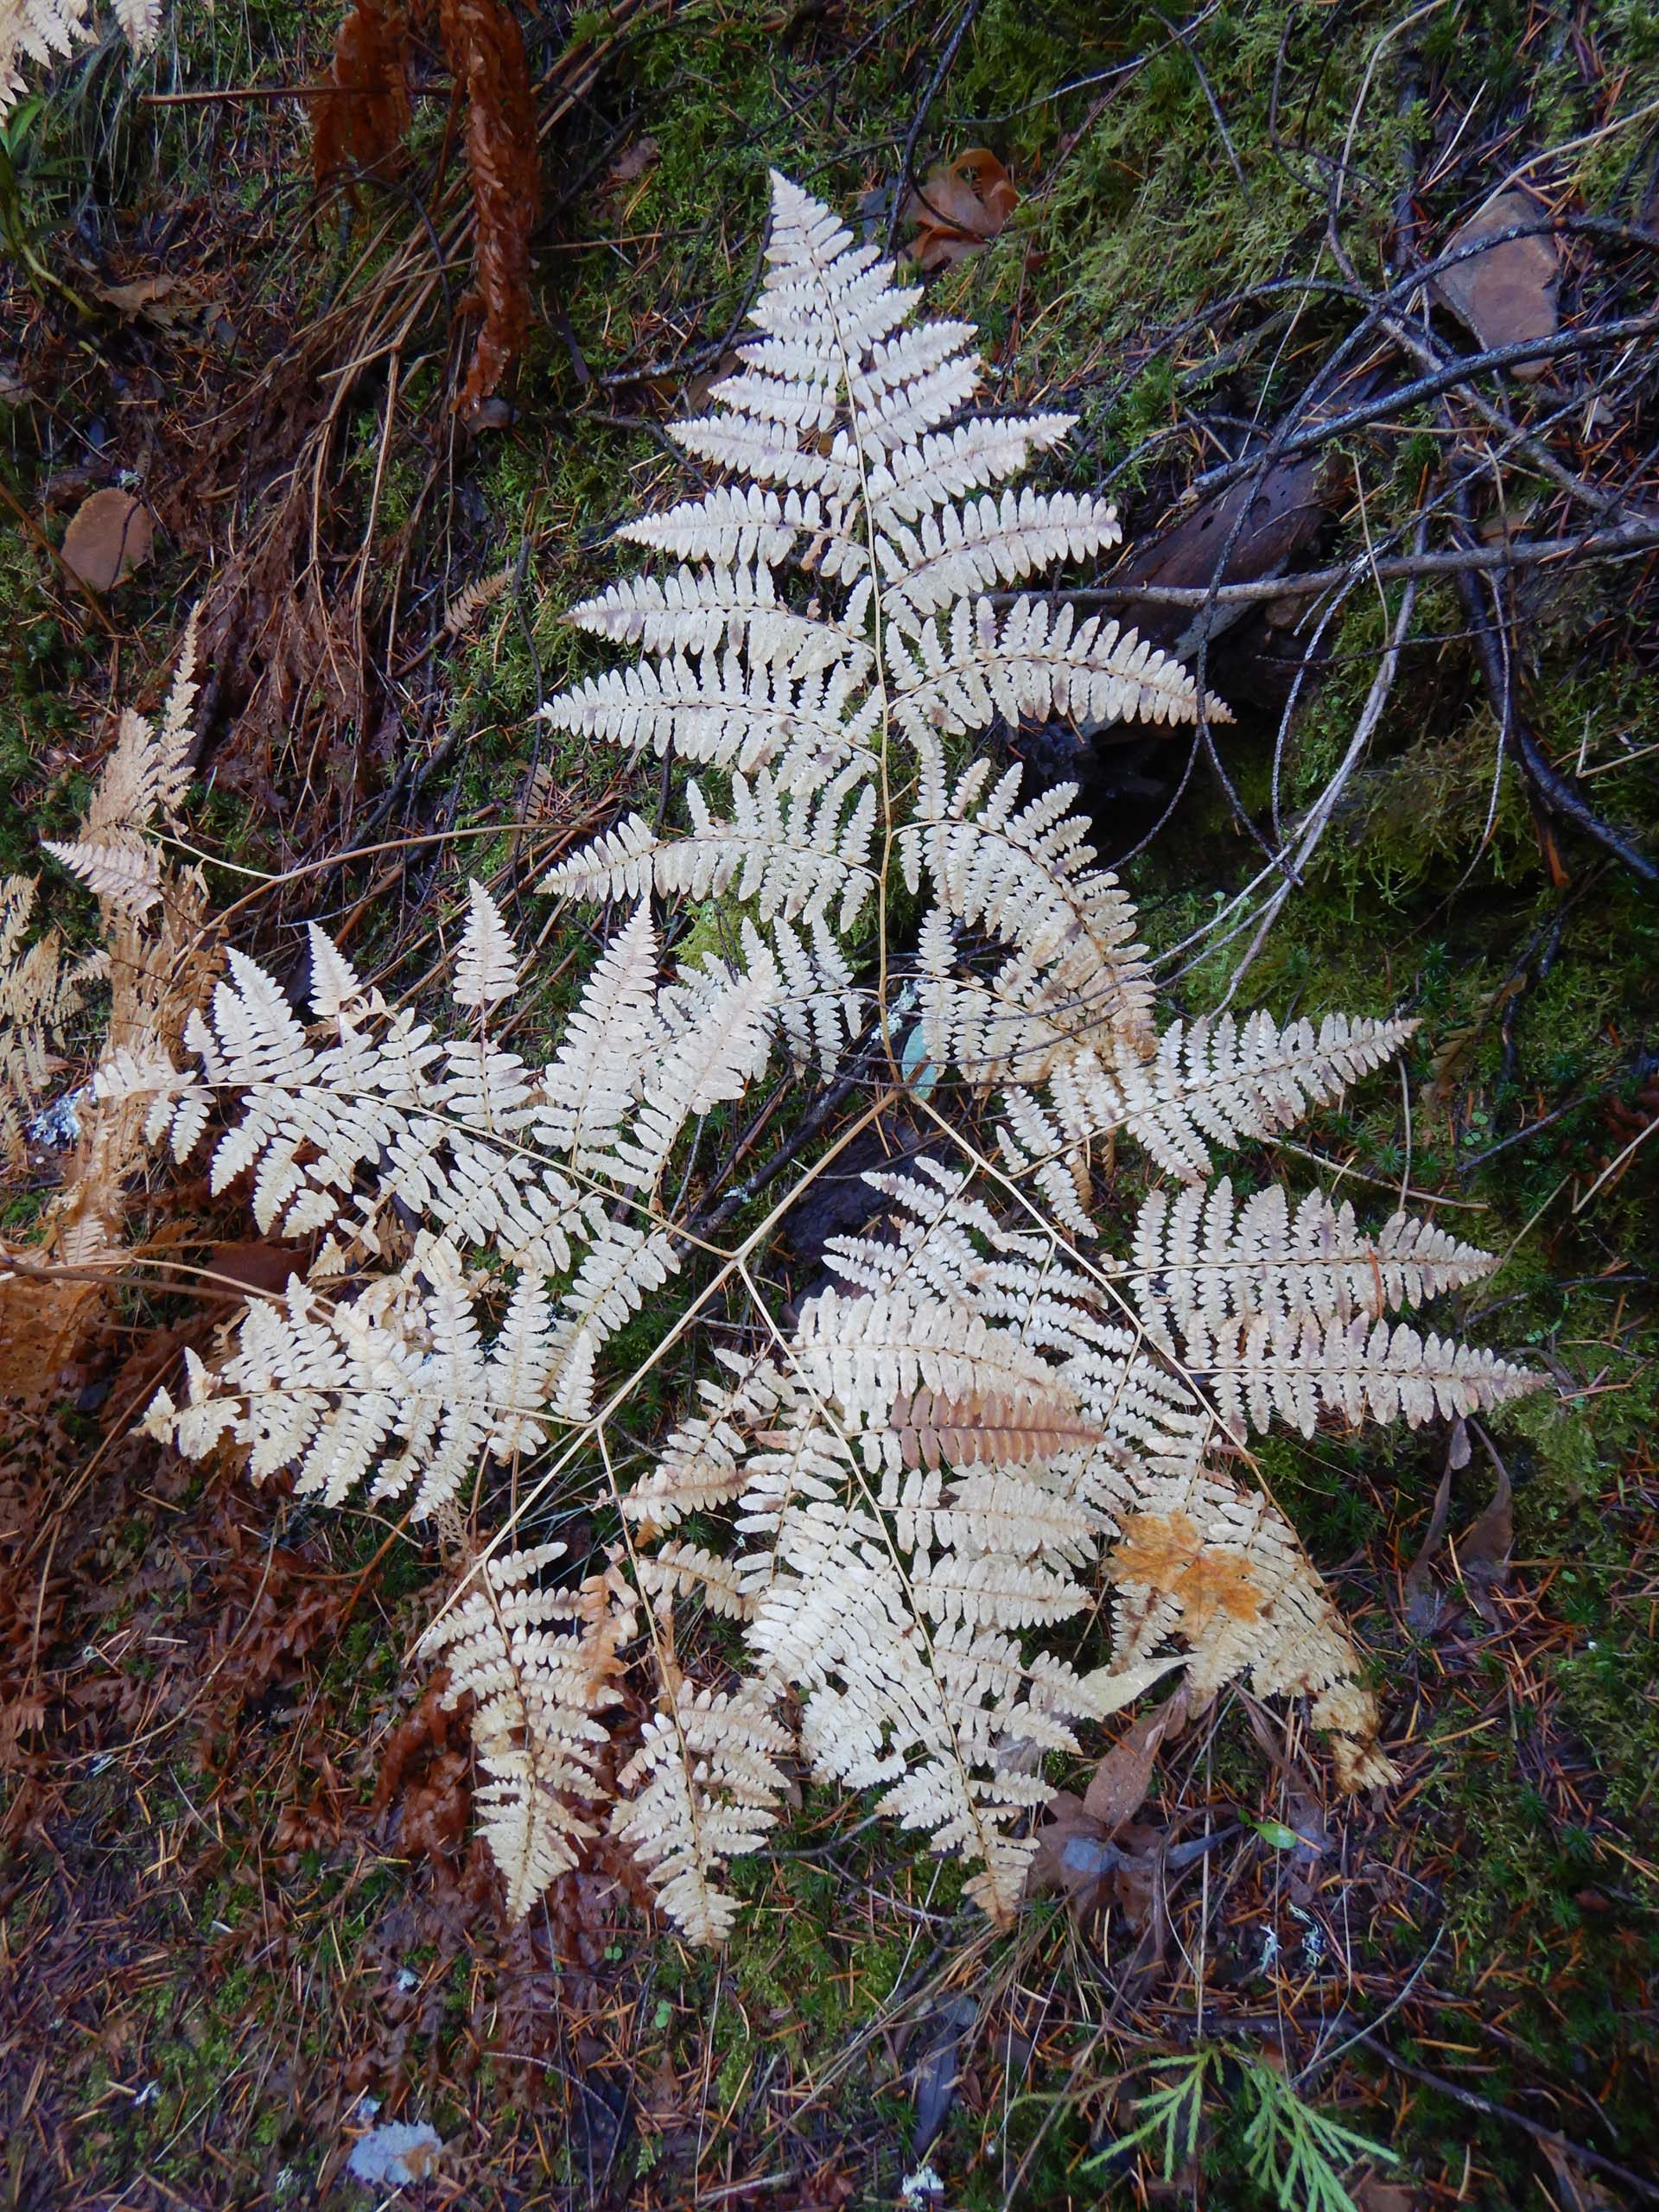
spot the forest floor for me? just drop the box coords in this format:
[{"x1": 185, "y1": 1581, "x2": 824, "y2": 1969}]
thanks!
[{"x1": 2, "y1": 0, "x2": 1658, "y2": 2206}]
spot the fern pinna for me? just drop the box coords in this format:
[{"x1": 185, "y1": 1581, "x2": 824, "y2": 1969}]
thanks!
[{"x1": 100, "y1": 173, "x2": 1541, "y2": 1940}]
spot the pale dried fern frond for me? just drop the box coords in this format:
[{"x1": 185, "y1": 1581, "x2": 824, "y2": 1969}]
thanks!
[
  {"x1": 711, "y1": 1141, "x2": 1536, "y2": 1891},
  {"x1": 736, "y1": 1405, "x2": 1079, "y2": 1918},
  {"x1": 541, "y1": 166, "x2": 1217, "y2": 1020},
  {"x1": 1, "y1": 0, "x2": 90, "y2": 111},
  {"x1": 420, "y1": 1547, "x2": 638, "y2": 1916},
  {"x1": 0, "y1": 874, "x2": 104, "y2": 1162},
  {"x1": 146, "y1": 1254, "x2": 569, "y2": 1515},
  {"x1": 41, "y1": 620, "x2": 200, "y2": 918},
  {"x1": 109, "y1": 0, "x2": 159, "y2": 48},
  {"x1": 612, "y1": 1670, "x2": 791, "y2": 1943},
  {"x1": 133, "y1": 173, "x2": 1552, "y2": 1939},
  {"x1": 39, "y1": 836, "x2": 162, "y2": 915},
  {"x1": 2, "y1": 629, "x2": 214, "y2": 1398},
  {"x1": 129, "y1": 893, "x2": 793, "y2": 1520}
]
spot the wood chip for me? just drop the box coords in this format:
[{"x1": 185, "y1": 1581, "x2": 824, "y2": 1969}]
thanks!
[{"x1": 1433, "y1": 191, "x2": 1560, "y2": 381}]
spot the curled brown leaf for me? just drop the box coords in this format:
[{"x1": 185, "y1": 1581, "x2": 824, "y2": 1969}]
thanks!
[{"x1": 904, "y1": 149, "x2": 1018, "y2": 274}]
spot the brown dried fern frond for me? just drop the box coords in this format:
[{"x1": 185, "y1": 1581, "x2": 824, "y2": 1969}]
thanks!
[
  {"x1": 439, "y1": 0, "x2": 540, "y2": 412},
  {"x1": 311, "y1": 0, "x2": 415, "y2": 190},
  {"x1": 311, "y1": 0, "x2": 540, "y2": 410}
]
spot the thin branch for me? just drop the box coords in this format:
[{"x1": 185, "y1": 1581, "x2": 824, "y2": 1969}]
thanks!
[
  {"x1": 1354, "y1": 2034, "x2": 1659, "y2": 2206},
  {"x1": 1447, "y1": 488, "x2": 1659, "y2": 887},
  {"x1": 883, "y1": 0, "x2": 990, "y2": 256},
  {"x1": 1045, "y1": 517, "x2": 1659, "y2": 611}
]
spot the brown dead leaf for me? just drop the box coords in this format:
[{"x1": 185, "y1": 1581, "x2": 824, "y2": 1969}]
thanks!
[
  {"x1": 205, "y1": 1240, "x2": 311, "y2": 1297},
  {"x1": 1352, "y1": 2170, "x2": 1421, "y2": 2212},
  {"x1": 91, "y1": 274, "x2": 213, "y2": 332},
  {"x1": 1281, "y1": 1785, "x2": 1332, "y2": 1907},
  {"x1": 608, "y1": 134, "x2": 659, "y2": 189},
  {"x1": 101, "y1": 1325, "x2": 193, "y2": 1430},
  {"x1": 1083, "y1": 1693, "x2": 1186, "y2": 1834},
  {"x1": 1433, "y1": 191, "x2": 1559, "y2": 381},
  {"x1": 1119, "y1": 457, "x2": 1332, "y2": 605},
  {"x1": 93, "y1": 274, "x2": 178, "y2": 315},
  {"x1": 1456, "y1": 1442, "x2": 1513, "y2": 1625},
  {"x1": 0, "y1": 1269, "x2": 102, "y2": 1402},
  {"x1": 640, "y1": 2050, "x2": 683, "y2": 2126},
  {"x1": 1028, "y1": 1790, "x2": 1115, "y2": 1909},
  {"x1": 681, "y1": 348, "x2": 746, "y2": 415},
  {"x1": 910, "y1": 1993, "x2": 978, "y2": 2158},
  {"x1": 60, "y1": 490, "x2": 154, "y2": 591},
  {"x1": 904, "y1": 149, "x2": 1018, "y2": 273},
  {"x1": 1402, "y1": 1420, "x2": 1464, "y2": 1631}
]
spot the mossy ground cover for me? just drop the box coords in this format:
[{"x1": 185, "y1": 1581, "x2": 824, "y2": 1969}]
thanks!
[{"x1": 3, "y1": 0, "x2": 1657, "y2": 2204}]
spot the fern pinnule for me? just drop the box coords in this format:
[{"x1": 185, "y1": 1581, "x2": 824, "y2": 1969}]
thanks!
[
  {"x1": 442, "y1": 566, "x2": 513, "y2": 638},
  {"x1": 111, "y1": 0, "x2": 159, "y2": 48},
  {"x1": 540, "y1": 650, "x2": 880, "y2": 789},
  {"x1": 454, "y1": 879, "x2": 521, "y2": 1010},
  {"x1": 41, "y1": 623, "x2": 200, "y2": 914},
  {"x1": 888, "y1": 1387, "x2": 1104, "y2": 1472},
  {"x1": 880, "y1": 487, "x2": 1126, "y2": 623},
  {"x1": 1205, "y1": 1313, "x2": 1537, "y2": 1440},
  {"x1": 608, "y1": 944, "x2": 779, "y2": 1191},
  {"x1": 790, "y1": 1284, "x2": 1077, "y2": 1440},
  {"x1": 1130, "y1": 1179, "x2": 1498, "y2": 1351},
  {"x1": 623, "y1": 1353, "x2": 792, "y2": 1533},
  {"x1": 39, "y1": 836, "x2": 162, "y2": 915},
  {"x1": 635, "y1": 1541, "x2": 758, "y2": 1621},
  {"x1": 1047, "y1": 1009, "x2": 1420, "y2": 1182},
  {"x1": 537, "y1": 901, "x2": 659, "y2": 1168}
]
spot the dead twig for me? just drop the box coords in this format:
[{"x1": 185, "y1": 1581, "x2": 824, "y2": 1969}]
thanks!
[
  {"x1": 1447, "y1": 483, "x2": 1659, "y2": 887},
  {"x1": 883, "y1": 0, "x2": 992, "y2": 256},
  {"x1": 1354, "y1": 2034, "x2": 1659, "y2": 2205},
  {"x1": 1050, "y1": 515, "x2": 1659, "y2": 608}
]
